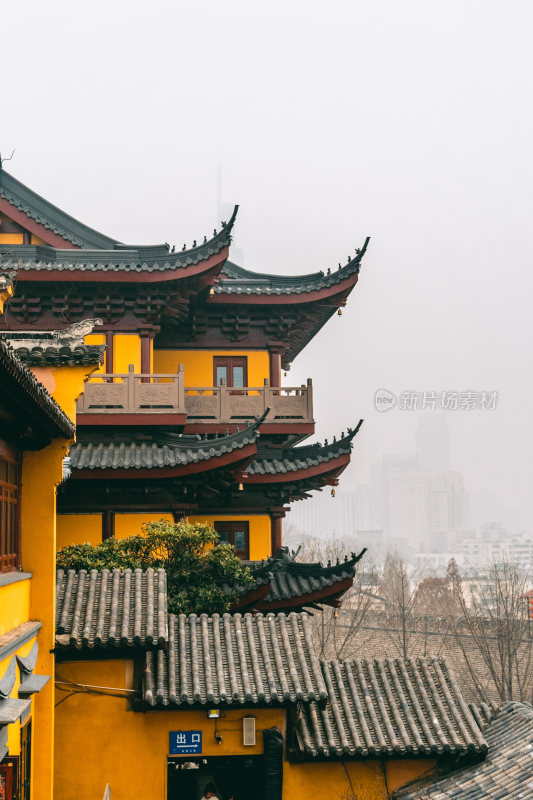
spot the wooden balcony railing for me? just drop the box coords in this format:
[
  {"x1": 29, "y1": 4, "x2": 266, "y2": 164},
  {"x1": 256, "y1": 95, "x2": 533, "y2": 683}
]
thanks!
[
  {"x1": 76, "y1": 365, "x2": 185, "y2": 415},
  {"x1": 76, "y1": 367, "x2": 313, "y2": 424},
  {"x1": 184, "y1": 379, "x2": 313, "y2": 423}
]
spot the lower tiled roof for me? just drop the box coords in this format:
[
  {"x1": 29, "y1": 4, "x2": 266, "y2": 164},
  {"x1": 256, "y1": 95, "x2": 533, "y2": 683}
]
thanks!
[
  {"x1": 216, "y1": 239, "x2": 369, "y2": 297},
  {"x1": 233, "y1": 548, "x2": 363, "y2": 610},
  {"x1": 394, "y1": 701, "x2": 533, "y2": 799},
  {"x1": 13, "y1": 344, "x2": 106, "y2": 367},
  {"x1": 55, "y1": 568, "x2": 168, "y2": 649},
  {"x1": 246, "y1": 424, "x2": 362, "y2": 477},
  {"x1": 143, "y1": 611, "x2": 327, "y2": 707},
  {"x1": 69, "y1": 425, "x2": 258, "y2": 471},
  {"x1": 295, "y1": 658, "x2": 487, "y2": 759}
]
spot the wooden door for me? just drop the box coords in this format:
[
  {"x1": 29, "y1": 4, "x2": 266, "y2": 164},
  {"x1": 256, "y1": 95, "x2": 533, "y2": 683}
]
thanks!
[
  {"x1": 213, "y1": 357, "x2": 248, "y2": 389},
  {"x1": 214, "y1": 521, "x2": 250, "y2": 559}
]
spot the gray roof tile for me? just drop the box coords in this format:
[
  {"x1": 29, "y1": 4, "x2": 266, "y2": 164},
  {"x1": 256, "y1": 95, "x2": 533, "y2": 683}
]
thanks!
[
  {"x1": 13, "y1": 344, "x2": 105, "y2": 367},
  {"x1": 0, "y1": 169, "x2": 118, "y2": 248},
  {"x1": 216, "y1": 238, "x2": 369, "y2": 297},
  {"x1": 143, "y1": 611, "x2": 327, "y2": 707},
  {"x1": 236, "y1": 548, "x2": 363, "y2": 609},
  {"x1": 247, "y1": 424, "x2": 362, "y2": 477},
  {"x1": 69, "y1": 424, "x2": 259, "y2": 471},
  {"x1": 394, "y1": 702, "x2": 533, "y2": 799},
  {"x1": 295, "y1": 658, "x2": 488, "y2": 759},
  {"x1": 55, "y1": 568, "x2": 168, "y2": 649},
  {"x1": 0, "y1": 207, "x2": 237, "y2": 274}
]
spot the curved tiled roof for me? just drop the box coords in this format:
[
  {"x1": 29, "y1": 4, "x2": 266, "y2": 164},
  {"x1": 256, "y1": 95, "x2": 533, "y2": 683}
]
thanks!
[
  {"x1": 395, "y1": 702, "x2": 533, "y2": 800},
  {"x1": 143, "y1": 611, "x2": 327, "y2": 707},
  {"x1": 0, "y1": 206, "x2": 238, "y2": 274},
  {"x1": 69, "y1": 424, "x2": 259, "y2": 471},
  {"x1": 14, "y1": 344, "x2": 106, "y2": 367},
  {"x1": 295, "y1": 658, "x2": 487, "y2": 759},
  {"x1": 0, "y1": 337, "x2": 75, "y2": 439},
  {"x1": 0, "y1": 169, "x2": 118, "y2": 248},
  {"x1": 55, "y1": 568, "x2": 168, "y2": 649},
  {"x1": 215, "y1": 237, "x2": 369, "y2": 297},
  {"x1": 232, "y1": 548, "x2": 364, "y2": 611},
  {"x1": 246, "y1": 423, "x2": 362, "y2": 477}
]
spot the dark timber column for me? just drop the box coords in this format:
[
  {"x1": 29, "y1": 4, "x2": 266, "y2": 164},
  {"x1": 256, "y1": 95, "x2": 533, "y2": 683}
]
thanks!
[
  {"x1": 102, "y1": 510, "x2": 115, "y2": 541},
  {"x1": 140, "y1": 331, "x2": 153, "y2": 377},
  {"x1": 270, "y1": 513, "x2": 283, "y2": 555},
  {"x1": 140, "y1": 329, "x2": 157, "y2": 382},
  {"x1": 269, "y1": 350, "x2": 282, "y2": 387},
  {"x1": 105, "y1": 332, "x2": 114, "y2": 373}
]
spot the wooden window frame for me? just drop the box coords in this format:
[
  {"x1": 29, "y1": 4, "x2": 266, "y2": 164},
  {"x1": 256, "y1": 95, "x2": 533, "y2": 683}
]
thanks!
[
  {"x1": 0, "y1": 440, "x2": 21, "y2": 574},
  {"x1": 213, "y1": 356, "x2": 248, "y2": 389},
  {"x1": 214, "y1": 521, "x2": 250, "y2": 560}
]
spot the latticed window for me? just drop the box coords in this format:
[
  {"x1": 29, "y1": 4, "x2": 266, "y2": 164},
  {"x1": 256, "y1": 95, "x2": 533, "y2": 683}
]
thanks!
[{"x1": 0, "y1": 452, "x2": 20, "y2": 573}]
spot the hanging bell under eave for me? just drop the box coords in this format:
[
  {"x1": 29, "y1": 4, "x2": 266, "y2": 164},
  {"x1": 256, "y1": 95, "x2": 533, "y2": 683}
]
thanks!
[
  {"x1": 338, "y1": 308, "x2": 342, "y2": 316},
  {"x1": 238, "y1": 483, "x2": 244, "y2": 491},
  {"x1": 331, "y1": 488, "x2": 336, "y2": 497}
]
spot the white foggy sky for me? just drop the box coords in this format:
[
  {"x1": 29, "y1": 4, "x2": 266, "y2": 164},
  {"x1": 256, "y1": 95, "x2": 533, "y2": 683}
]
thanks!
[{"x1": 2, "y1": 1, "x2": 533, "y2": 529}]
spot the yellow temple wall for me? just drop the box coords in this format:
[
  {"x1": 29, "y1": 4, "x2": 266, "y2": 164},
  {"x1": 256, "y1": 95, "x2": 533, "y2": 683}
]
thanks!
[
  {"x1": 85, "y1": 332, "x2": 107, "y2": 375},
  {"x1": 54, "y1": 659, "x2": 436, "y2": 800},
  {"x1": 284, "y1": 759, "x2": 436, "y2": 800},
  {"x1": 57, "y1": 514, "x2": 103, "y2": 548},
  {"x1": 19, "y1": 438, "x2": 70, "y2": 800},
  {"x1": 54, "y1": 659, "x2": 284, "y2": 800},
  {"x1": 188, "y1": 514, "x2": 271, "y2": 560},
  {"x1": 154, "y1": 349, "x2": 270, "y2": 387},
  {"x1": 113, "y1": 333, "x2": 142, "y2": 373},
  {"x1": 0, "y1": 578, "x2": 31, "y2": 636},
  {"x1": 114, "y1": 512, "x2": 174, "y2": 539}
]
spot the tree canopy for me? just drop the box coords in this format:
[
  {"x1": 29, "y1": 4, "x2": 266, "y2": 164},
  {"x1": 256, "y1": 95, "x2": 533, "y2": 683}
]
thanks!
[{"x1": 56, "y1": 519, "x2": 254, "y2": 615}]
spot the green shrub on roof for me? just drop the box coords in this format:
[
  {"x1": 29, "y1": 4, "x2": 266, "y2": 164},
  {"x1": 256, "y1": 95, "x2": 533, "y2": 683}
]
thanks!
[{"x1": 56, "y1": 519, "x2": 254, "y2": 615}]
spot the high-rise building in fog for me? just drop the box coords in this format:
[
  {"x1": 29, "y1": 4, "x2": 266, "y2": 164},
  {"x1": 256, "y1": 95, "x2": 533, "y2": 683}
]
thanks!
[{"x1": 415, "y1": 414, "x2": 451, "y2": 473}]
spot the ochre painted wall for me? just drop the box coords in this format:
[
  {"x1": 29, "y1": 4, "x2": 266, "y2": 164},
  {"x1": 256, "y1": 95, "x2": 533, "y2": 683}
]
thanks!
[
  {"x1": 154, "y1": 350, "x2": 270, "y2": 387},
  {"x1": 386, "y1": 760, "x2": 437, "y2": 793},
  {"x1": 284, "y1": 759, "x2": 435, "y2": 800},
  {"x1": 85, "y1": 333, "x2": 107, "y2": 375},
  {"x1": 0, "y1": 578, "x2": 30, "y2": 636},
  {"x1": 57, "y1": 514, "x2": 103, "y2": 549},
  {"x1": 114, "y1": 334, "x2": 141, "y2": 373},
  {"x1": 54, "y1": 660, "x2": 436, "y2": 800},
  {"x1": 54, "y1": 659, "x2": 284, "y2": 800},
  {"x1": 188, "y1": 515, "x2": 271, "y2": 560},
  {"x1": 21, "y1": 439, "x2": 69, "y2": 800},
  {"x1": 0, "y1": 234, "x2": 48, "y2": 244},
  {"x1": 114, "y1": 513, "x2": 174, "y2": 539},
  {"x1": 30, "y1": 365, "x2": 95, "y2": 423}
]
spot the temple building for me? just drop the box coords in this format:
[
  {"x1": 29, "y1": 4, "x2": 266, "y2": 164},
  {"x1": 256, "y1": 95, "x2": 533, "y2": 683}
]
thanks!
[
  {"x1": 0, "y1": 168, "x2": 525, "y2": 800},
  {"x1": 0, "y1": 166, "x2": 367, "y2": 582}
]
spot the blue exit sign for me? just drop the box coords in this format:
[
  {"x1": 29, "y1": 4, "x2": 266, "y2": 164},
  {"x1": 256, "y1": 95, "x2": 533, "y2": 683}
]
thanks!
[{"x1": 169, "y1": 730, "x2": 202, "y2": 755}]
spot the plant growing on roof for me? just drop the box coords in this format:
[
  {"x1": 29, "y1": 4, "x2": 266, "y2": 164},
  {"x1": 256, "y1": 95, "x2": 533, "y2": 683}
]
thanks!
[{"x1": 56, "y1": 519, "x2": 254, "y2": 615}]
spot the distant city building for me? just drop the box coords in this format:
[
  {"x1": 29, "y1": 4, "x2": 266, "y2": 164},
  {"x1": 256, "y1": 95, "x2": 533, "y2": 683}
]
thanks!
[{"x1": 415, "y1": 414, "x2": 451, "y2": 474}]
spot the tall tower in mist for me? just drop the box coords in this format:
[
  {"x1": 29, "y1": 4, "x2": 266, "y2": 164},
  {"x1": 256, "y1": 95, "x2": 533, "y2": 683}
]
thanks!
[
  {"x1": 415, "y1": 414, "x2": 451, "y2": 474},
  {"x1": 217, "y1": 158, "x2": 244, "y2": 265}
]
